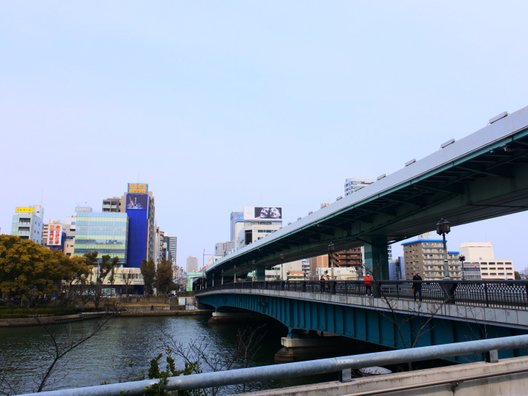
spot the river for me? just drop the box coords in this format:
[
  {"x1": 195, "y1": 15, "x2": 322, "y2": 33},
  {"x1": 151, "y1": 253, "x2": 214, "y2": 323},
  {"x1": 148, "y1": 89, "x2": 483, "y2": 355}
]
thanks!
[{"x1": 0, "y1": 315, "x2": 295, "y2": 394}]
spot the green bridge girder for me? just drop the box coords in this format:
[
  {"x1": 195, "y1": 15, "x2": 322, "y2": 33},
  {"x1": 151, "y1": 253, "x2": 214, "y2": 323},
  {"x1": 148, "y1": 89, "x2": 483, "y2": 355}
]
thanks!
[{"x1": 197, "y1": 292, "x2": 528, "y2": 363}]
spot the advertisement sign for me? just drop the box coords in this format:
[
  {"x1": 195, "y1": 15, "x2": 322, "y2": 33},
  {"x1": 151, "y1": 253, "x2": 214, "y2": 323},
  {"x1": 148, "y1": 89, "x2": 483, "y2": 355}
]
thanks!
[
  {"x1": 254, "y1": 207, "x2": 282, "y2": 219},
  {"x1": 16, "y1": 207, "x2": 34, "y2": 213},
  {"x1": 47, "y1": 224, "x2": 62, "y2": 246},
  {"x1": 126, "y1": 194, "x2": 148, "y2": 210},
  {"x1": 128, "y1": 183, "x2": 148, "y2": 194},
  {"x1": 244, "y1": 207, "x2": 282, "y2": 221}
]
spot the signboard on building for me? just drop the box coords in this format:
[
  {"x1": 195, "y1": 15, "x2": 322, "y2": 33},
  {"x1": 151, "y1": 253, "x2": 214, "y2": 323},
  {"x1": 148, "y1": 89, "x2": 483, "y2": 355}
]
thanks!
[
  {"x1": 16, "y1": 207, "x2": 35, "y2": 213},
  {"x1": 244, "y1": 207, "x2": 282, "y2": 221},
  {"x1": 126, "y1": 194, "x2": 148, "y2": 210},
  {"x1": 128, "y1": 183, "x2": 148, "y2": 194},
  {"x1": 47, "y1": 224, "x2": 62, "y2": 246}
]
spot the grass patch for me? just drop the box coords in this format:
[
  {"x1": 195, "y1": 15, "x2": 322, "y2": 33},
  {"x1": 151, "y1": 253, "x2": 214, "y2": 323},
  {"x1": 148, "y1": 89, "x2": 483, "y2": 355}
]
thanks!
[{"x1": 0, "y1": 306, "x2": 83, "y2": 318}]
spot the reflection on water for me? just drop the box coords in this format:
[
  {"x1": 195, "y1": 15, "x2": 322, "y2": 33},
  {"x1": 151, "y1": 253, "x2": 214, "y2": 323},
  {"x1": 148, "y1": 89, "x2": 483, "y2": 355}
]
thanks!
[{"x1": 0, "y1": 316, "x2": 286, "y2": 394}]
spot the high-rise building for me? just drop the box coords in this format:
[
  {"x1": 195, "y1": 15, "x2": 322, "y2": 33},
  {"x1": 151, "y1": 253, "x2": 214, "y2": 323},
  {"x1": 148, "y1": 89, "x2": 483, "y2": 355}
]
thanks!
[
  {"x1": 402, "y1": 239, "x2": 461, "y2": 280},
  {"x1": 102, "y1": 196, "x2": 124, "y2": 213},
  {"x1": 344, "y1": 178, "x2": 374, "y2": 196},
  {"x1": 230, "y1": 211, "x2": 244, "y2": 249},
  {"x1": 215, "y1": 241, "x2": 234, "y2": 257},
  {"x1": 74, "y1": 212, "x2": 129, "y2": 265},
  {"x1": 186, "y1": 256, "x2": 198, "y2": 273},
  {"x1": 125, "y1": 183, "x2": 156, "y2": 268},
  {"x1": 11, "y1": 205, "x2": 44, "y2": 243},
  {"x1": 236, "y1": 206, "x2": 283, "y2": 248},
  {"x1": 165, "y1": 236, "x2": 178, "y2": 264}
]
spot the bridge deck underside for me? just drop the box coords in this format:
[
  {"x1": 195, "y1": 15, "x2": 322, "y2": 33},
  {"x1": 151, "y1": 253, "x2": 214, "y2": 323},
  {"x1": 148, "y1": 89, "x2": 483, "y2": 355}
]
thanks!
[
  {"x1": 198, "y1": 292, "x2": 528, "y2": 363},
  {"x1": 210, "y1": 132, "x2": 528, "y2": 277}
]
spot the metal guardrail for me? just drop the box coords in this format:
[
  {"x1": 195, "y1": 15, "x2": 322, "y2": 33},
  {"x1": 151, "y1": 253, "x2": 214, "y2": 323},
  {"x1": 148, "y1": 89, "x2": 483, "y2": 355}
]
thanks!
[
  {"x1": 21, "y1": 334, "x2": 528, "y2": 396},
  {"x1": 198, "y1": 280, "x2": 528, "y2": 310}
]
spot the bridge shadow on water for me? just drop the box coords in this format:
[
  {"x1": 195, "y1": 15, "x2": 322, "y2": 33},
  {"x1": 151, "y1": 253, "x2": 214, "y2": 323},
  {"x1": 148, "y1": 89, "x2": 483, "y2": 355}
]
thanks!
[{"x1": 206, "y1": 314, "x2": 455, "y2": 394}]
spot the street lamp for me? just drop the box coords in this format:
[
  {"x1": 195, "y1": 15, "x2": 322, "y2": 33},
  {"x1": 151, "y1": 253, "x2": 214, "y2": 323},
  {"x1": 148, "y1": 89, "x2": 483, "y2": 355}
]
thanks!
[
  {"x1": 435, "y1": 218, "x2": 451, "y2": 278},
  {"x1": 328, "y1": 242, "x2": 335, "y2": 280},
  {"x1": 459, "y1": 255, "x2": 466, "y2": 280}
]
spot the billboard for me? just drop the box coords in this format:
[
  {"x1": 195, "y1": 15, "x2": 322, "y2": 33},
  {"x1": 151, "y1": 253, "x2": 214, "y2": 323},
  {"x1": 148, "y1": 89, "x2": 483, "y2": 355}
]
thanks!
[
  {"x1": 16, "y1": 207, "x2": 34, "y2": 213},
  {"x1": 128, "y1": 183, "x2": 148, "y2": 194},
  {"x1": 47, "y1": 224, "x2": 62, "y2": 246},
  {"x1": 126, "y1": 194, "x2": 148, "y2": 210},
  {"x1": 244, "y1": 207, "x2": 282, "y2": 221}
]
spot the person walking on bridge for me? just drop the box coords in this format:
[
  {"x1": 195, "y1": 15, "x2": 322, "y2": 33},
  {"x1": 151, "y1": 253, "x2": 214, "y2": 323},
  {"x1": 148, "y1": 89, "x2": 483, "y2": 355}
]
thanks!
[
  {"x1": 363, "y1": 273, "x2": 373, "y2": 296},
  {"x1": 412, "y1": 272, "x2": 423, "y2": 302}
]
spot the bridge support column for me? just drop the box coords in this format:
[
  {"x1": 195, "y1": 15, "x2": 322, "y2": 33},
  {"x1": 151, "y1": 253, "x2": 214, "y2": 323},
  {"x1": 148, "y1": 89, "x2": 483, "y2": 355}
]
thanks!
[
  {"x1": 275, "y1": 331, "x2": 347, "y2": 363},
  {"x1": 364, "y1": 237, "x2": 389, "y2": 280},
  {"x1": 255, "y1": 266, "x2": 265, "y2": 281}
]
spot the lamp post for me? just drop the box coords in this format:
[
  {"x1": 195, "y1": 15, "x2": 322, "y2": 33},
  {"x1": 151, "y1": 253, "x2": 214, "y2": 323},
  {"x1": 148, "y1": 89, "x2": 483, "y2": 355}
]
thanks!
[
  {"x1": 435, "y1": 218, "x2": 451, "y2": 279},
  {"x1": 459, "y1": 255, "x2": 466, "y2": 280},
  {"x1": 328, "y1": 242, "x2": 335, "y2": 280}
]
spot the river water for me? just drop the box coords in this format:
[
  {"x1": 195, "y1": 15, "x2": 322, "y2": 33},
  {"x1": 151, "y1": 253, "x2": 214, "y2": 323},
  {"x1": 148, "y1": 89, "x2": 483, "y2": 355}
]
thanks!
[{"x1": 0, "y1": 315, "x2": 294, "y2": 394}]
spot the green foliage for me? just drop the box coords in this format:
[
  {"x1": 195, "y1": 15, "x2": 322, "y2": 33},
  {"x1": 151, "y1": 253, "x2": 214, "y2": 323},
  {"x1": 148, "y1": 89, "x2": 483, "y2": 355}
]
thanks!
[
  {"x1": 145, "y1": 348, "x2": 205, "y2": 396},
  {"x1": 156, "y1": 260, "x2": 174, "y2": 295},
  {"x1": 0, "y1": 306, "x2": 81, "y2": 318},
  {"x1": 90, "y1": 253, "x2": 120, "y2": 309},
  {"x1": 141, "y1": 259, "x2": 156, "y2": 296},
  {"x1": 0, "y1": 235, "x2": 90, "y2": 306}
]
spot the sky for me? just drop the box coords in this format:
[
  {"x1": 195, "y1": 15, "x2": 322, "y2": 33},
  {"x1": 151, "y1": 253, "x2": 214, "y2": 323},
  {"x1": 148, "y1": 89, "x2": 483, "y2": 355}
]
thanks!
[{"x1": 1, "y1": 1, "x2": 528, "y2": 271}]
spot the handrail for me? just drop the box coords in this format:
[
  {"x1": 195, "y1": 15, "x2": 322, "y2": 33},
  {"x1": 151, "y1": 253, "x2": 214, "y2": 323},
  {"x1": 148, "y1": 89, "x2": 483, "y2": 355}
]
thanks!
[
  {"x1": 196, "y1": 280, "x2": 528, "y2": 310},
  {"x1": 21, "y1": 334, "x2": 528, "y2": 396}
]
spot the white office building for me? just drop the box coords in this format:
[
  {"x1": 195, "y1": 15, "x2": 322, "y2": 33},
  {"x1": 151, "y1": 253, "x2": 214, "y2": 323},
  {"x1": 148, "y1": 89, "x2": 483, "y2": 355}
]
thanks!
[{"x1": 11, "y1": 205, "x2": 44, "y2": 244}]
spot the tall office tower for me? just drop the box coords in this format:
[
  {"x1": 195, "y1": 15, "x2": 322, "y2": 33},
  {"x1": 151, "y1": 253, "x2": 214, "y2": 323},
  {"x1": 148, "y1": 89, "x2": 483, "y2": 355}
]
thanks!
[
  {"x1": 402, "y1": 239, "x2": 461, "y2": 280},
  {"x1": 102, "y1": 196, "x2": 124, "y2": 212},
  {"x1": 236, "y1": 206, "x2": 283, "y2": 248},
  {"x1": 154, "y1": 227, "x2": 166, "y2": 264},
  {"x1": 11, "y1": 205, "x2": 44, "y2": 243},
  {"x1": 146, "y1": 192, "x2": 156, "y2": 263},
  {"x1": 125, "y1": 183, "x2": 155, "y2": 268},
  {"x1": 74, "y1": 212, "x2": 129, "y2": 265},
  {"x1": 165, "y1": 236, "x2": 178, "y2": 264},
  {"x1": 230, "y1": 211, "x2": 244, "y2": 249},
  {"x1": 344, "y1": 178, "x2": 374, "y2": 196},
  {"x1": 215, "y1": 241, "x2": 234, "y2": 257},
  {"x1": 186, "y1": 256, "x2": 198, "y2": 273}
]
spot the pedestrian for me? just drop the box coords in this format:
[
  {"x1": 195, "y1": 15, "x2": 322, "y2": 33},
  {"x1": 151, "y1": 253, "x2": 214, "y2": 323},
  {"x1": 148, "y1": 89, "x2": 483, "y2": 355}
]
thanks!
[
  {"x1": 320, "y1": 270, "x2": 328, "y2": 292},
  {"x1": 363, "y1": 273, "x2": 373, "y2": 296},
  {"x1": 412, "y1": 272, "x2": 423, "y2": 302}
]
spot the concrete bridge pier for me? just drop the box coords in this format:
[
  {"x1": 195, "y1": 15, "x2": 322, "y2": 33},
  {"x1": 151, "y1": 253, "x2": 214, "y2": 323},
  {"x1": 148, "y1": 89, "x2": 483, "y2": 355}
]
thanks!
[
  {"x1": 363, "y1": 237, "x2": 389, "y2": 280},
  {"x1": 274, "y1": 330, "x2": 348, "y2": 363},
  {"x1": 255, "y1": 266, "x2": 266, "y2": 281},
  {"x1": 208, "y1": 310, "x2": 270, "y2": 324}
]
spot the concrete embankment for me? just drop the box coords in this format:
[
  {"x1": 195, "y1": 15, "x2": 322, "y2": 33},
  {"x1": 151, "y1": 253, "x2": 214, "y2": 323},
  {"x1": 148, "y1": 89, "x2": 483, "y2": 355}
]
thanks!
[{"x1": 0, "y1": 309, "x2": 213, "y2": 327}]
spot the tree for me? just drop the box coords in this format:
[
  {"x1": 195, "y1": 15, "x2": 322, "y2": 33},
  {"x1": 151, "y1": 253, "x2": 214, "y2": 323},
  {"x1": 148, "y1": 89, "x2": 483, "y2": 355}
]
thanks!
[
  {"x1": 89, "y1": 254, "x2": 119, "y2": 309},
  {"x1": 141, "y1": 259, "x2": 156, "y2": 296},
  {"x1": 156, "y1": 260, "x2": 174, "y2": 295},
  {"x1": 0, "y1": 236, "x2": 90, "y2": 306}
]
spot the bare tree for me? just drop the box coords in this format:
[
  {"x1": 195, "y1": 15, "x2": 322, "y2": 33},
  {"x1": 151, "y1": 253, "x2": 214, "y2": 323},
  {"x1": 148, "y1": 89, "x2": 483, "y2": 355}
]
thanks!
[
  {"x1": 34, "y1": 315, "x2": 112, "y2": 392},
  {"x1": 158, "y1": 324, "x2": 271, "y2": 395}
]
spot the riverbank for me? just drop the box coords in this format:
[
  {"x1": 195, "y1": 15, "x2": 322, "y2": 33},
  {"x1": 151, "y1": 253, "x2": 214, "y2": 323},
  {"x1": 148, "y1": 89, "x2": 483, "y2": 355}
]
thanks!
[{"x1": 0, "y1": 308, "x2": 213, "y2": 327}]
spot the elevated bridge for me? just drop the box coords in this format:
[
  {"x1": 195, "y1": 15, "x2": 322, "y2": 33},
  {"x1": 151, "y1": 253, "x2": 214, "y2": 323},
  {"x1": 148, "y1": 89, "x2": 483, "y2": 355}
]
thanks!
[{"x1": 206, "y1": 107, "x2": 528, "y2": 281}]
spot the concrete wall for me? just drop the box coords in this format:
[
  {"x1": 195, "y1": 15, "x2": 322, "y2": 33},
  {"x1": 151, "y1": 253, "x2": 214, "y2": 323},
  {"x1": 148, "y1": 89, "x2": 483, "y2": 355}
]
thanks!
[{"x1": 245, "y1": 356, "x2": 528, "y2": 396}]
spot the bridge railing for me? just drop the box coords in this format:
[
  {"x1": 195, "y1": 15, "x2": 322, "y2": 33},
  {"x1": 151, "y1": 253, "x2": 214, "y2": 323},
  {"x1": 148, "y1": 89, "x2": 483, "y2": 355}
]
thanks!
[
  {"x1": 201, "y1": 280, "x2": 528, "y2": 310},
  {"x1": 22, "y1": 334, "x2": 528, "y2": 395}
]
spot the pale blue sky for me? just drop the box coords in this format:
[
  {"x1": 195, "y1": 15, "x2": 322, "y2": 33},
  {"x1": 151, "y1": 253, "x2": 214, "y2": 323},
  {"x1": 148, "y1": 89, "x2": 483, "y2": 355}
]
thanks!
[{"x1": 1, "y1": 1, "x2": 528, "y2": 270}]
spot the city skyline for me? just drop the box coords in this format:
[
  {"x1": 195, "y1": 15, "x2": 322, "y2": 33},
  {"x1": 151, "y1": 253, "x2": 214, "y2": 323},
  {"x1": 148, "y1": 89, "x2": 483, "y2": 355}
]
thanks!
[{"x1": 1, "y1": 2, "x2": 528, "y2": 270}]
